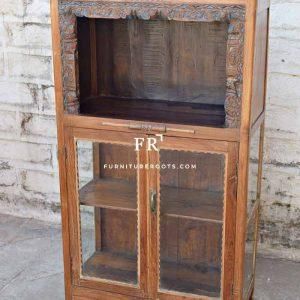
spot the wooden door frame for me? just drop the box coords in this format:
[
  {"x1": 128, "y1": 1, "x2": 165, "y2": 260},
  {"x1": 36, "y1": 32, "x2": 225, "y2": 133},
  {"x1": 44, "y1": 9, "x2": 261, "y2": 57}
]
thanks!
[
  {"x1": 64, "y1": 127, "x2": 149, "y2": 298},
  {"x1": 147, "y1": 135, "x2": 238, "y2": 299}
]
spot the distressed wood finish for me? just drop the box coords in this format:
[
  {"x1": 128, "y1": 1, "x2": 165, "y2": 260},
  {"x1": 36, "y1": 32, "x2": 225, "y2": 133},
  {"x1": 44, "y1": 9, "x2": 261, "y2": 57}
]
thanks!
[
  {"x1": 51, "y1": 0, "x2": 269, "y2": 299},
  {"x1": 50, "y1": 0, "x2": 73, "y2": 299},
  {"x1": 63, "y1": 114, "x2": 241, "y2": 142},
  {"x1": 58, "y1": 1, "x2": 245, "y2": 128},
  {"x1": 85, "y1": 19, "x2": 227, "y2": 105},
  {"x1": 80, "y1": 96, "x2": 226, "y2": 127}
]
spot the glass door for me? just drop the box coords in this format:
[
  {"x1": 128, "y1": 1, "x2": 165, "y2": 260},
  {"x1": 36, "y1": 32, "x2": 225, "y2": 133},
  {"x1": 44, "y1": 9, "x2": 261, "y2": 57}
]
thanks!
[
  {"x1": 149, "y1": 136, "x2": 237, "y2": 299},
  {"x1": 65, "y1": 128, "x2": 148, "y2": 298}
]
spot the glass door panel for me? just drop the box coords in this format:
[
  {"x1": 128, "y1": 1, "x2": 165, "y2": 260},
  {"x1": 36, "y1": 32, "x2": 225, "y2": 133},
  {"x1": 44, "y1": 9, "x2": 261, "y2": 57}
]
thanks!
[
  {"x1": 243, "y1": 126, "x2": 262, "y2": 298},
  {"x1": 76, "y1": 140, "x2": 138, "y2": 285},
  {"x1": 159, "y1": 149, "x2": 225, "y2": 298}
]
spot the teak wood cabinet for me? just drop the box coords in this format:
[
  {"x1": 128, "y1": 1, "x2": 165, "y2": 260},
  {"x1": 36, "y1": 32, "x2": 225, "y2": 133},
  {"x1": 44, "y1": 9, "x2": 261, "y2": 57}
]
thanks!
[{"x1": 51, "y1": 0, "x2": 269, "y2": 299}]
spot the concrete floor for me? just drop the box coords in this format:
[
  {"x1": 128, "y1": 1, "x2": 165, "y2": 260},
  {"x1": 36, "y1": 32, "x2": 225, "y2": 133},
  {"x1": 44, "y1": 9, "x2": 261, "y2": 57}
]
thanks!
[{"x1": 0, "y1": 214, "x2": 299, "y2": 300}]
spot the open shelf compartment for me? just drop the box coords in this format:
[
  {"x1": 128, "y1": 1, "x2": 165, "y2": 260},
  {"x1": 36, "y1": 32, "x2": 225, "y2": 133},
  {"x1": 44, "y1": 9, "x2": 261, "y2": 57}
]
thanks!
[
  {"x1": 77, "y1": 18, "x2": 228, "y2": 127},
  {"x1": 59, "y1": 2, "x2": 245, "y2": 128}
]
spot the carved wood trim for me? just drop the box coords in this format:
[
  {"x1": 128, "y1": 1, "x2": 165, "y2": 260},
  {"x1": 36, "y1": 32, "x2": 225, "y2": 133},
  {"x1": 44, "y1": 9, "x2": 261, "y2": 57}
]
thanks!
[{"x1": 58, "y1": 1, "x2": 245, "y2": 128}]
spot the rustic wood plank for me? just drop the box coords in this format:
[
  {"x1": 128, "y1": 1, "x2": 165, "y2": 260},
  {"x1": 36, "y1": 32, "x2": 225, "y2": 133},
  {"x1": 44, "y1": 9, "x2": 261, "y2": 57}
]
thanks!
[
  {"x1": 94, "y1": 19, "x2": 227, "y2": 105},
  {"x1": 160, "y1": 150, "x2": 225, "y2": 192},
  {"x1": 73, "y1": 285, "x2": 140, "y2": 300},
  {"x1": 79, "y1": 178, "x2": 137, "y2": 211},
  {"x1": 99, "y1": 143, "x2": 137, "y2": 181},
  {"x1": 101, "y1": 209, "x2": 138, "y2": 255},
  {"x1": 64, "y1": 114, "x2": 241, "y2": 142}
]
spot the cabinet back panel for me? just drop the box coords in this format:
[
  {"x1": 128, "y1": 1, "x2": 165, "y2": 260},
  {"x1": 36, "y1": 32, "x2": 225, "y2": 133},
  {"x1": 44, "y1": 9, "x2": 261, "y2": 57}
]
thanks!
[
  {"x1": 95, "y1": 144, "x2": 138, "y2": 255},
  {"x1": 160, "y1": 217, "x2": 222, "y2": 268},
  {"x1": 96, "y1": 19, "x2": 227, "y2": 104},
  {"x1": 101, "y1": 209, "x2": 137, "y2": 256},
  {"x1": 78, "y1": 18, "x2": 228, "y2": 105},
  {"x1": 160, "y1": 150, "x2": 225, "y2": 192},
  {"x1": 98, "y1": 144, "x2": 136, "y2": 181},
  {"x1": 159, "y1": 217, "x2": 222, "y2": 296}
]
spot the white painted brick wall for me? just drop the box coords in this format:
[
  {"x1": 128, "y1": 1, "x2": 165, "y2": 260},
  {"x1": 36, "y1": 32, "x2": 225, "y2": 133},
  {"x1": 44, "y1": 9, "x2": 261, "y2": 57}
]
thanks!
[
  {"x1": 261, "y1": 0, "x2": 300, "y2": 252},
  {"x1": 4, "y1": 22, "x2": 51, "y2": 48},
  {"x1": 0, "y1": 0, "x2": 299, "y2": 255},
  {"x1": 0, "y1": 0, "x2": 59, "y2": 222},
  {"x1": 0, "y1": 0, "x2": 24, "y2": 17}
]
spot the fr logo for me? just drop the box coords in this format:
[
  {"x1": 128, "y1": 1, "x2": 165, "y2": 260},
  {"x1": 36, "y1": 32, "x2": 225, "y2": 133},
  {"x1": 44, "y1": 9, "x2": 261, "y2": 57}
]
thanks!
[{"x1": 134, "y1": 134, "x2": 164, "y2": 151}]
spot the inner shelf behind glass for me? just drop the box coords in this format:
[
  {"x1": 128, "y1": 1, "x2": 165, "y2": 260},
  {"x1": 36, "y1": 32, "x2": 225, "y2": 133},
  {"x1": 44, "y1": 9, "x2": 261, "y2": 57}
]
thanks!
[
  {"x1": 159, "y1": 149, "x2": 224, "y2": 297},
  {"x1": 77, "y1": 141, "x2": 224, "y2": 297},
  {"x1": 77, "y1": 18, "x2": 228, "y2": 127},
  {"x1": 78, "y1": 142, "x2": 139, "y2": 285}
]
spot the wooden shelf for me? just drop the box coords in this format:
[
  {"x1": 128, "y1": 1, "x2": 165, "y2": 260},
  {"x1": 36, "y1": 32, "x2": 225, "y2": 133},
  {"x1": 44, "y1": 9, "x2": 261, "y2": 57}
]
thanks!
[
  {"x1": 80, "y1": 96, "x2": 225, "y2": 127},
  {"x1": 79, "y1": 178, "x2": 137, "y2": 211},
  {"x1": 82, "y1": 251, "x2": 220, "y2": 297},
  {"x1": 82, "y1": 251, "x2": 137, "y2": 284},
  {"x1": 79, "y1": 179, "x2": 223, "y2": 223}
]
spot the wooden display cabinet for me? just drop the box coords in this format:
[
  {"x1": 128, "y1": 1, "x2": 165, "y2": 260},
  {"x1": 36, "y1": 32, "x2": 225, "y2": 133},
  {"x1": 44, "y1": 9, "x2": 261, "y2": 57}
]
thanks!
[{"x1": 51, "y1": 0, "x2": 269, "y2": 299}]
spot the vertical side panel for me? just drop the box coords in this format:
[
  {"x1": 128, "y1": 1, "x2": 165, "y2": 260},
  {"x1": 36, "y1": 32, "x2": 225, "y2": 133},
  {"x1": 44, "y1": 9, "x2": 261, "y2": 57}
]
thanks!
[
  {"x1": 251, "y1": 9, "x2": 269, "y2": 125},
  {"x1": 50, "y1": 0, "x2": 72, "y2": 298},
  {"x1": 222, "y1": 143, "x2": 238, "y2": 299},
  {"x1": 65, "y1": 127, "x2": 82, "y2": 286},
  {"x1": 235, "y1": 0, "x2": 258, "y2": 299},
  {"x1": 244, "y1": 122, "x2": 265, "y2": 299},
  {"x1": 77, "y1": 17, "x2": 92, "y2": 100}
]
